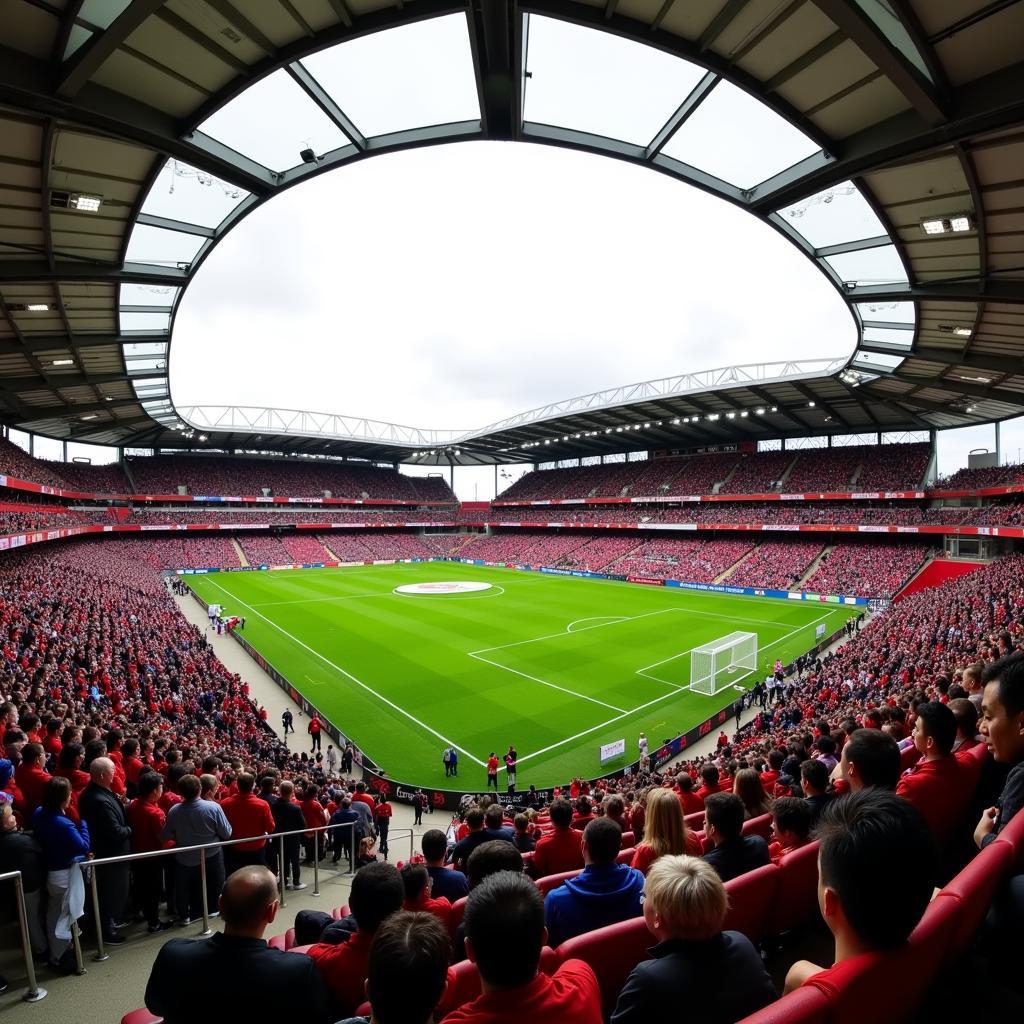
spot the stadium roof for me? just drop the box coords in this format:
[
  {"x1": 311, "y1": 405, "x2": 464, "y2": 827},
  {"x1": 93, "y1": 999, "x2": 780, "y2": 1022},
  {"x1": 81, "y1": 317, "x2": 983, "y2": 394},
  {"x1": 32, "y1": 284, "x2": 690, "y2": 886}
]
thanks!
[{"x1": 1, "y1": 0, "x2": 1022, "y2": 465}]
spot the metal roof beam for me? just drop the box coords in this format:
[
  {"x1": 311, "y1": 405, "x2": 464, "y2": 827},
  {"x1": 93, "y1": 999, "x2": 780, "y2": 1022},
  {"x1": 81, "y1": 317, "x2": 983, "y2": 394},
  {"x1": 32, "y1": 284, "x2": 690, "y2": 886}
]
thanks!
[
  {"x1": 809, "y1": 1, "x2": 946, "y2": 125},
  {"x1": 883, "y1": 345, "x2": 1022, "y2": 376},
  {"x1": 0, "y1": 259, "x2": 187, "y2": 285},
  {"x1": 847, "y1": 278, "x2": 1024, "y2": 305},
  {"x1": 56, "y1": 1, "x2": 169, "y2": 100},
  {"x1": 4, "y1": 372, "x2": 133, "y2": 394},
  {"x1": 467, "y1": 0, "x2": 523, "y2": 140},
  {"x1": 644, "y1": 72, "x2": 717, "y2": 161},
  {"x1": 749, "y1": 55, "x2": 1024, "y2": 213},
  {"x1": 0, "y1": 333, "x2": 165, "y2": 356}
]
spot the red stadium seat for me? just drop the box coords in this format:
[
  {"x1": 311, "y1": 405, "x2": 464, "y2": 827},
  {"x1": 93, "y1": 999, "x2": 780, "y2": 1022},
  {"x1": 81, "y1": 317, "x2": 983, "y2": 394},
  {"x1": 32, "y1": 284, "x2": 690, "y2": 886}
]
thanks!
[
  {"x1": 734, "y1": 985, "x2": 831, "y2": 1024},
  {"x1": 723, "y1": 863, "x2": 779, "y2": 945},
  {"x1": 331, "y1": 904, "x2": 350, "y2": 919},
  {"x1": 535, "y1": 868, "x2": 581, "y2": 896},
  {"x1": 994, "y1": 805, "x2": 1024, "y2": 869},
  {"x1": 941, "y1": 840, "x2": 1015, "y2": 958},
  {"x1": 900, "y1": 745, "x2": 921, "y2": 773},
  {"x1": 449, "y1": 895, "x2": 468, "y2": 939},
  {"x1": 741, "y1": 813, "x2": 773, "y2": 843},
  {"x1": 267, "y1": 933, "x2": 286, "y2": 950},
  {"x1": 120, "y1": 1012, "x2": 162, "y2": 1024},
  {"x1": 287, "y1": 944, "x2": 315, "y2": 955},
  {"x1": 554, "y1": 916, "x2": 653, "y2": 1017},
  {"x1": 766, "y1": 841, "x2": 819, "y2": 936},
  {"x1": 620, "y1": 830, "x2": 635, "y2": 848},
  {"x1": 615, "y1": 846, "x2": 635, "y2": 864},
  {"x1": 684, "y1": 811, "x2": 705, "y2": 831},
  {"x1": 284, "y1": 927, "x2": 296, "y2": 950}
]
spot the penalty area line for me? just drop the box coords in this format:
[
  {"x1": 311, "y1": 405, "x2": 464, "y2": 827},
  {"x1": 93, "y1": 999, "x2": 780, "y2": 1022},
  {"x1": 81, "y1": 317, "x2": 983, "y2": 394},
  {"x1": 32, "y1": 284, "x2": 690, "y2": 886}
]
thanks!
[{"x1": 203, "y1": 579, "x2": 487, "y2": 767}]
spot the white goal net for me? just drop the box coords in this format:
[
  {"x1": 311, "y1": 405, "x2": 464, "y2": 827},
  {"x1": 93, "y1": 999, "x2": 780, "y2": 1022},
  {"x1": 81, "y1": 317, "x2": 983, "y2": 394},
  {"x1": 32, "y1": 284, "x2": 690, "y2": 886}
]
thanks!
[{"x1": 690, "y1": 631, "x2": 758, "y2": 695}]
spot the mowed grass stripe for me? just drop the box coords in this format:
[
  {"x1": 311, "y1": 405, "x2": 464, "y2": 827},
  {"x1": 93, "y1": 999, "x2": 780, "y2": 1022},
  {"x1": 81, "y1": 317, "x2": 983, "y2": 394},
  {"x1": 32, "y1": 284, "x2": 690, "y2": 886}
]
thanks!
[{"x1": 189, "y1": 564, "x2": 856, "y2": 786}]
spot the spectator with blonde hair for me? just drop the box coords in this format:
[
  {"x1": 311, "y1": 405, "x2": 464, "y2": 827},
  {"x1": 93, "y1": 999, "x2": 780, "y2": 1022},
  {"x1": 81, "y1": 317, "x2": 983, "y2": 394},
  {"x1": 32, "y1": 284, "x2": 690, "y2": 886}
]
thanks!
[
  {"x1": 630, "y1": 787, "x2": 702, "y2": 875},
  {"x1": 733, "y1": 768, "x2": 773, "y2": 820},
  {"x1": 610, "y1": 855, "x2": 775, "y2": 1023}
]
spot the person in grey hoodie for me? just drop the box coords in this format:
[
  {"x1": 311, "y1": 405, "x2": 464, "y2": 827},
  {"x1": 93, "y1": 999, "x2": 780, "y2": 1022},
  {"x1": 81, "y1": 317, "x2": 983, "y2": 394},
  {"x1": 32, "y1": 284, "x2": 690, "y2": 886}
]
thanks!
[{"x1": 543, "y1": 817, "x2": 644, "y2": 946}]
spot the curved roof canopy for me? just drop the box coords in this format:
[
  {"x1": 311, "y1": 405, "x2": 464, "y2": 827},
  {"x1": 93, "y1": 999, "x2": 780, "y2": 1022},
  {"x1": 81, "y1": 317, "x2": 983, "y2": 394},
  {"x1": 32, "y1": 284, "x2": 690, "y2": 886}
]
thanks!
[{"x1": 1, "y1": 0, "x2": 1023, "y2": 464}]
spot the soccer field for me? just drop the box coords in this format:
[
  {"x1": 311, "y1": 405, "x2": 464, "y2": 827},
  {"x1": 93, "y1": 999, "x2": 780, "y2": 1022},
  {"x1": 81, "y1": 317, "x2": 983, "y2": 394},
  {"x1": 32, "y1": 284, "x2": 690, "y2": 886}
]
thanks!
[{"x1": 188, "y1": 563, "x2": 857, "y2": 788}]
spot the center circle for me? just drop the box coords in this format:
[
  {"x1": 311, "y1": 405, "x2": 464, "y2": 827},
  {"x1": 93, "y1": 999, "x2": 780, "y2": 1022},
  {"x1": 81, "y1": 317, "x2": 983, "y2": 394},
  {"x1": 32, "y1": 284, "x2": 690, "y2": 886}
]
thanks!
[{"x1": 394, "y1": 581, "x2": 494, "y2": 595}]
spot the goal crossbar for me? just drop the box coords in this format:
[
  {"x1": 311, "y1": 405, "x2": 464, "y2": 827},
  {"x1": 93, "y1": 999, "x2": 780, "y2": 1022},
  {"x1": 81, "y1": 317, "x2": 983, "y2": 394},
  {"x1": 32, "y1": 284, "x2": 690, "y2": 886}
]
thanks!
[{"x1": 690, "y1": 631, "x2": 758, "y2": 695}]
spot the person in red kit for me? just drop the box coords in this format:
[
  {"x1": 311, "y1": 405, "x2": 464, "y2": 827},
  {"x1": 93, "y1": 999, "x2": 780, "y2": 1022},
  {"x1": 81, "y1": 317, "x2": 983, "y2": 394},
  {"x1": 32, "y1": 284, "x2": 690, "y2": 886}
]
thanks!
[
  {"x1": 220, "y1": 773, "x2": 275, "y2": 875},
  {"x1": 529, "y1": 798, "x2": 583, "y2": 878},
  {"x1": 400, "y1": 862, "x2": 451, "y2": 930},
  {"x1": 895, "y1": 700, "x2": 967, "y2": 841},
  {"x1": 303, "y1": 862, "x2": 404, "y2": 1019},
  {"x1": 486, "y1": 751, "x2": 499, "y2": 791},
  {"x1": 14, "y1": 743, "x2": 51, "y2": 818},
  {"x1": 308, "y1": 713, "x2": 323, "y2": 753},
  {"x1": 444, "y1": 871, "x2": 602, "y2": 1024},
  {"x1": 128, "y1": 771, "x2": 173, "y2": 932}
]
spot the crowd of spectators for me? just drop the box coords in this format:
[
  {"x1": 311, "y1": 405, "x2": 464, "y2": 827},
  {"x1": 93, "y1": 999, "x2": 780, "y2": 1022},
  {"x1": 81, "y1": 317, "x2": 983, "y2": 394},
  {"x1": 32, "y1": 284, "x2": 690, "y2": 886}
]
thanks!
[
  {"x1": 937, "y1": 462, "x2": 1024, "y2": 489},
  {"x1": 280, "y1": 536, "x2": 334, "y2": 564},
  {"x1": 40, "y1": 461, "x2": 131, "y2": 493},
  {"x1": 609, "y1": 538, "x2": 753, "y2": 582},
  {"x1": 0, "y1": 506, "x2": 104, "y2": 534},
  {"x1": 724, "y1": 540, "x2": 824, "y2": 590},
  {"x1": 803, "y1": 541, "x2": 928, "y2": 598},
  {"x1": 716, "y1": 451, "x2": 795, "y2": 494},
  {"x1": 1, "y1": 517, "x2": 1023, "y2": 1020},
  {"x1": 120, "y1": 507, "x2": 457, "y2": 526}
]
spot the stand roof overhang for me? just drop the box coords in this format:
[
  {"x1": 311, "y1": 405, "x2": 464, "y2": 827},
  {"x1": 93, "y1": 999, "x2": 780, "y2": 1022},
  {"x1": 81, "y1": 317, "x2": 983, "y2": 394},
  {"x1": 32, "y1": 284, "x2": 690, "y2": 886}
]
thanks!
[{"x1": 1, "y1": 0, "x2": 1022, "y2": 465}]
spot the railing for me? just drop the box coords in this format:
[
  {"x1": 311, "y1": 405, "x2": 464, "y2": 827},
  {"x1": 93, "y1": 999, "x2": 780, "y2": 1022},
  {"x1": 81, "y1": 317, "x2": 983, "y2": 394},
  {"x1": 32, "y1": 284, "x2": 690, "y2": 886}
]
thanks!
[
  {"x1": 75, "y1": 819, "x2": 357, "y2": 964},
  {"x1": 0, "y1": 869, "x2": 47, "y2": 1002}
]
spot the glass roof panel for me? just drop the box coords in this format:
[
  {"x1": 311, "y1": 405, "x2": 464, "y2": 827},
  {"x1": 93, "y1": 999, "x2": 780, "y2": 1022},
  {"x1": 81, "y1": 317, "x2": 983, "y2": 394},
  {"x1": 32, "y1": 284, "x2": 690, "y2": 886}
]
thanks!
[
  {"x1": 79, "y1": 0, "x2": 131, "y2": 30},
  {"x1": 852, "y1": 350, "x2": 905, "y2": 371},
  {"x1": 125, "y1": 224, "x2": 205, "y2": 267},
  {"x1": 120, "y1": 312, "x2": 171, "y2": 332},
  {"x1": 300, "y1": 14, "x2": 480, "y2": 139},
  {"x1": 824, "y1": 244, "x2": 908, "y2": 286},
  {"x1": 661, "y1": 80, "x2": 821, "y2": 189},
  {"x1": 141, "y1": 160, "x2": 248, "y2": 229},
  {"x1": 778, "y1": 181, "x2": 886, "y2": 248},
  {"x1": 198, "y1": 69, "x2": 351, "y2": 172},
  {"x1": 862, "y1": 326, "x2": 913, "y2": 349},
  {"x1": 119, "y1": 284, "x2": 179, "y2": 308},
  {"x1": 855, "y1": 301, "x2": 914, "y2": 324},
  {"x1": 523, "y1": 15, "x2": 707, "y2": 146},
  {"x1": 853, "y1": 1, "x2": 933, "y2": 82}
]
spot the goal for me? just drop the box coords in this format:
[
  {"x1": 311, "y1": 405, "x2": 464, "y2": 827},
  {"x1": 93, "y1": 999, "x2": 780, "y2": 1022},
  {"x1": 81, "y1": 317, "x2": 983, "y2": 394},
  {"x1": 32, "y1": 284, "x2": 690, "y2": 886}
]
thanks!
[{"x1": 690, "y1": 631, "x2": 758, "y2": 695}]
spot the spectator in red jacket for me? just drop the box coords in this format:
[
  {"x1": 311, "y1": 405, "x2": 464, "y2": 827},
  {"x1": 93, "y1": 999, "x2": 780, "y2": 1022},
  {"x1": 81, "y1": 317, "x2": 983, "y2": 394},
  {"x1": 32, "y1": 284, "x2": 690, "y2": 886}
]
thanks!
[
  {"x1": 304, "y1": 862, "x2": 404, "y2": 1019},
  {"x1": 300, "y1": 784, "x2": 329, "y2": 865},
  {"x1": 14, "y1": 743, "x2": 51, "y2": 818},
  {"x1": 128, "y1": 771, "x2": 172, "y2": 932},
  {"x1": 674, "y1": 772, "x2": 704, "y2": 815},
  {"x1": 895, "y1": 701, "x2": 966, "y2": 839},
  {"x1": 530, "y1": 798, "x2": 583, "y2": 878},
  {"x1": 695, "y1": 764, "x2": 722, "y2": 802},
  {"x1": 221, "y1": 773, "x2": 276, "y2": 875},
  {"x1": 400, "y1": 862, "x2": 451, "y2": 930},
  {"x1": 767, "y1": 797, "x2": 813, "y2": 864},
  {"x1": 308, "y1": 714, "x2": 322, "y2": 753},
  {"x1": 570, "y1": 796, "x2": 594, "y2": 831},
  {"x1": 445, "y1": 871, "x2": 602, "y2": 1024},
  {"x1": 784, "y1": 790, "x2": 936, "y2": 994}
]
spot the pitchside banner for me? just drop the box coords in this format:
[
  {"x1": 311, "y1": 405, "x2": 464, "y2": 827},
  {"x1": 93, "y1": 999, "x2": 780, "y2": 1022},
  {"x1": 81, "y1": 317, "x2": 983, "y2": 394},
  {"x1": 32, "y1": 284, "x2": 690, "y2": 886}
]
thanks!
[{"x1": 600, "y1": 738, "x2": 626, "y2": 764}]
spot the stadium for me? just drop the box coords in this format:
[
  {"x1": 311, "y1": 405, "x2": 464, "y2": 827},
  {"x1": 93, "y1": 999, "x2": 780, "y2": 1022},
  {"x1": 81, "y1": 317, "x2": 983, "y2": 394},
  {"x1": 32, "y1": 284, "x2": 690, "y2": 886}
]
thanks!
[{"x1": 1, "y1": 0, "x2": 1024, "y2": 1021}]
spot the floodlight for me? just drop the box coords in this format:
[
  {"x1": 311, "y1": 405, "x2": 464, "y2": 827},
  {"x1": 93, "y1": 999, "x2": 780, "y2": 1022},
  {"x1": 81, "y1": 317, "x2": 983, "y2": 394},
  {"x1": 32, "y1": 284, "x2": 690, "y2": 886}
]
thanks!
[
  {"x1": 80, "y1": 414, "x2": 97, "y2": 421},
  {"x1": 953, "y1": 327, "x2": 972, "y2": 337},
  {"x1": 52, "y1": 358, "x2": 74, "y2": 366},
  {"x1": 70, "y1": 193, "x2": 102, "y2": 212},
  {"x1": 27, "y1": 303, "x2": 50, "y2": 312}
]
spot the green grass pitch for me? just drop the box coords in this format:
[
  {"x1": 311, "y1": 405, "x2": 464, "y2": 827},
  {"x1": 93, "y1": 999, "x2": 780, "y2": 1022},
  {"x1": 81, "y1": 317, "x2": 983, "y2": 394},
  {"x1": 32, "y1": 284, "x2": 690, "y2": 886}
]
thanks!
[{"x1": 187, "y1": 563, "x2": 858, "y2": 788}]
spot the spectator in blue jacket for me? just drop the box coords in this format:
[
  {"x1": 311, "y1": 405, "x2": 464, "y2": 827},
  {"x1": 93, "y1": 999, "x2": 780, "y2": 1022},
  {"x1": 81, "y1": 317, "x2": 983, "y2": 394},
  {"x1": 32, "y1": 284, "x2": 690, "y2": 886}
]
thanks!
[
  {"x1": 544, "y1": 817, "x2": 644, "y2": 947},
  {"x1": 32, "y1": 776, "x2": 90, "y2": 972}
]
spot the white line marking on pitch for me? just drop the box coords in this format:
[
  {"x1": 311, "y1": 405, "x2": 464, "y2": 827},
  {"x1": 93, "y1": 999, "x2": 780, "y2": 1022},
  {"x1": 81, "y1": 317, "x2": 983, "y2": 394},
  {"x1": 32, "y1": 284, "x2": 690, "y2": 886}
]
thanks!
[
  {"x1": 566, "y1": 616, "x2": 627, "y2": 632},
  {"x1": 514, "y1": 607, "x2": 844, "y2": 766},
  {"x1": 467, "y1": 652, "x2": 627, "y2": 714},
  {"x1": 204, "y1": 579, "x2": 486, "y2": 767},
  {"x1": 253, "y1": 592, "x2": 395, "y2": 608}
]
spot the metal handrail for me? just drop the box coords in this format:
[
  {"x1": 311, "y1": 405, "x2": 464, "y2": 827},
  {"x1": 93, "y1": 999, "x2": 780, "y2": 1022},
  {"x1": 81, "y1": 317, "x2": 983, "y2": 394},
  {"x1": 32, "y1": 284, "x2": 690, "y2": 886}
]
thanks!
[
  {"x1": 0, "y1": 869, "x2": 47, "y2": 1002},
  {"x1": 77, "y1": 818, "x2": 356, "y2": 962}
]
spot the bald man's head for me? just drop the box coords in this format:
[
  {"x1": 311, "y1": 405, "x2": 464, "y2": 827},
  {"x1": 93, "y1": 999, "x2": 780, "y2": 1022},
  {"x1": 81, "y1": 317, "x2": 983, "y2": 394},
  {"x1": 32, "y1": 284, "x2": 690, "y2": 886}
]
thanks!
[
  {"x1": 90, "y1": 757, "x2": 115, "y2": 787},
  {"x1": 219, "y1": 866, "x2": 279, "y2": 934}
]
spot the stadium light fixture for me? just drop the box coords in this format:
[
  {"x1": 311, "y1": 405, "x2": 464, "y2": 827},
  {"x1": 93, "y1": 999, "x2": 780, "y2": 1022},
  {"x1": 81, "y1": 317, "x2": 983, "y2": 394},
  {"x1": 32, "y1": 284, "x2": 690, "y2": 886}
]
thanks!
[
  {"x1": 920, "y1": 214, "x2": 973, "y2": 235},
  {"x1": 953, "y1": 326, "x2": 972, "y2": 337},
  {"x1": 726, "y1": 412, "x2": 735, "y2": 419},
  {"x1": 52, "y1": 358, "x2": 74, "y2": 366},
  {"x1": 644, "y1": 422, "x2": 651, "y2": 428},
  {"x1": 198, "y1": 434, "x2": 208, "y2": 441},
  {"x1": 771, "y1": 406, "x2": 778, "y2": 412},
  {"x1": 808, "y1": 400, "x2": 816, "y2": 407},
  {"x1": 27, "y1": 303, "x2": 50, "y2": 312},
  {"x1": 80, "y1": 414, "x2": 97, "y2": 421},
  {"x1": 672, "y1": 418, "x2": 680, "y2": 425},
  {"x1": 740, "y1": 410, "x2": 749, "y2": 417},
  {"x1": 756, "y1": 407, "x2": 765, "y2": 414}
]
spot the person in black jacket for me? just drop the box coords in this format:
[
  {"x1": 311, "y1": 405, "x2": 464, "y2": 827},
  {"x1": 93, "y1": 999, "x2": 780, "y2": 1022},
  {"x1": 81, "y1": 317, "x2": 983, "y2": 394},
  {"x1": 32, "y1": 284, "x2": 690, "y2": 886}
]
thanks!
[
  {"x1": 145, "y1": 865, "x2": 330, "y2": 1024},
  {"x1": 77, "y1": 757, "x2": 131, "y2": 943},
  {"x1": 611, "y1": 855, "x2": 775, "y2": 1024},
  {"x1": 0, "y1": 800, "x2": 47, "y2": 955},
  {"x1": 269, "y1": 780, "x2": 305, "y2": 890},
  {"x1": 701, "y1": 793, "x2": 770, "y2": 883}
]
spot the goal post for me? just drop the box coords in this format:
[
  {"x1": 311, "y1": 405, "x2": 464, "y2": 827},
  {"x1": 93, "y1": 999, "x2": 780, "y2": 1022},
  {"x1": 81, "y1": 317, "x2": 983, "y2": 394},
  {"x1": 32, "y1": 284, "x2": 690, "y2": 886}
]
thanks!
[{"x1": 690, "y1": 631, "x2": 758, "y2": 695}]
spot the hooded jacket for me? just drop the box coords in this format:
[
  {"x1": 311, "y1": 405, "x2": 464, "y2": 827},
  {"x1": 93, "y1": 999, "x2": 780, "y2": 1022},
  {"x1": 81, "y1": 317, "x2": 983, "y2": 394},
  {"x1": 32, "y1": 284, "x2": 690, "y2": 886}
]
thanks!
[{"x1": 544, "y1": 862, "x2": 645, "y2": 947}]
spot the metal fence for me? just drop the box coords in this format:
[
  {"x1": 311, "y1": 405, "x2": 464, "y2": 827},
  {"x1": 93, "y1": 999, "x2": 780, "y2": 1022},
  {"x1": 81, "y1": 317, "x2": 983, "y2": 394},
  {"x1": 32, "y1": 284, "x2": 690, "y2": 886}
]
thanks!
[{"x1": 0, "y1": 869, "x2": 47, "y2": 1003}]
